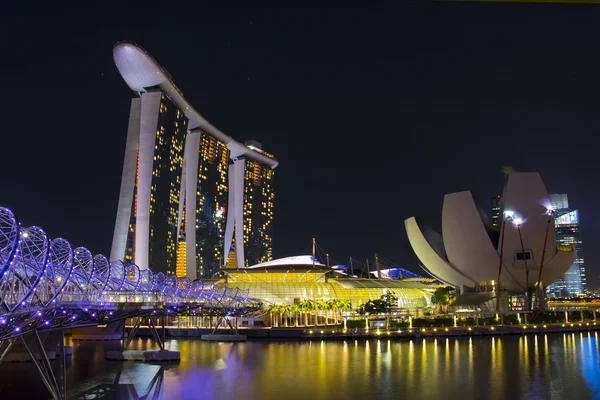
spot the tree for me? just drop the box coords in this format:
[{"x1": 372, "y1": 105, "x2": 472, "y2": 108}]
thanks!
[
  {"x1": 431, "y1": 286, "x2": 456, "y2": 313},
  {"x1": 358, "y1": 293, "x2": 398, "y2": 315}
]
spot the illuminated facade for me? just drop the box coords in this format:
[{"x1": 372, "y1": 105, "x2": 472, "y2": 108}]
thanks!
[
  {"x1": 221, "y1": 256, "x2": 436, "y2": 308},
  {"x1": 111, "y1": 91, "x2": 187, "y2": 275},
  {"x1": 224, "y1": 141, "x2": 276, "y2": 269},
  {"x1": 547, "y1": 194, "x2": 586, "y2": 297},
  {"x1": 186, "y1": 133, "x2": 230, "y2": 278},
  {"x1": 110, "y1": 42, "x2": 278, "y2": 278},
  {"x1": 242, "y1": 142, "x2": 275, "y2": 266}
]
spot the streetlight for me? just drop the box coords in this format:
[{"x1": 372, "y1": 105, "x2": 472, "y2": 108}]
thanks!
[
  {"x1": 496, "y1": 211, "x2": 528, "y2": 311},
  {"x1": 510, "y1": 216, "x2": 533, "y2": 310}
]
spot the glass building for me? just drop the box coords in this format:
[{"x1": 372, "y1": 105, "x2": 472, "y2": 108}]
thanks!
[
  {"x1": 189, "y1": 132, "x2": 230, "y2": 278},
  {"x1": 242, "y1": 145, "x2": 275, "y2": 266},
  {"x1": 547, "y1": 194, "x2": 586, "y2": 297}
]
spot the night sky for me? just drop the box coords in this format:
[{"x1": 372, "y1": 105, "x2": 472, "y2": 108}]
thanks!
[{"x1": 2, "y1": 3, "x2": 599, "y2": 287}]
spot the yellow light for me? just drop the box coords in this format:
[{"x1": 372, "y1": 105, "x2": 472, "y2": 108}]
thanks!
[
  {"x1": 533, "y1": 326, "x2": 537, "y2": 329},
  {"x1": 397, "y1": 330, "x2": 402, "y2": 333},
  {"x1": 468, "y1": 327, "x2": 472, "y2": 331},
  {"x1": 320, "y1": 331, "x2": 324, "y2": 334},
  {"x1": 309, "y1": 330, "x2": 313, "y2": 334},
  {"x1": 422, "y1": 329, "x2": 426, "y2": 332},
  {"x1": 343, "y1": 329, "x2": 347, "y2": 333},
  {"x1": 543, "y1": 325, "x2": 547, "y2": 328},
  {"x1": 562, "y1": 324, "x2": 565, "y2": 327},
  {"x1": 376, "y1": 330, "x2": 381, "y2": 336},
  {"x1": 491, "y1": 327, "x2": 494, "y2": 330},
  {"x1": 523, "y1": 326, "x2": 527, "y2": 329},
  {"x1": 433, "y1": 328, "x2": 437, "y2": 332},
  {"x1": 445, "y1": 328, "x2": 448, "y2": 332}
]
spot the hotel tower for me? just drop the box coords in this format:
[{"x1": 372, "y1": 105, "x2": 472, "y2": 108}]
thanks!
[{"x1": 110, "y1": 42, "x2": 278, "y2": 278}]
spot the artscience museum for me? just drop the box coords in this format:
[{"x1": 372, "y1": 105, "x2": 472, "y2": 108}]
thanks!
[{"x1": 405, "y1": 172, "x2": 575, "y2": 311}]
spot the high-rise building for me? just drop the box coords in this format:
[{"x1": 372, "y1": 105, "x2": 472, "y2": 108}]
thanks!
[
  {"x1": 182, "y1": 132, "x2": 230, "y2": 278},
  {"x1": 110, "y1": 90, "x2": 187, "y2": 276},
  {"x1": 242, "y1": 141, "x2": 275, "y2": 266},
  {"x1": 547, "y1": 193, "x2": 586, "y2": 297},
  {"x1": 490, "y1": 195, "x2": 501, "y2": 229},
  {"x1": 110, "y1": 42, "x2": 278, "y2": 278}
]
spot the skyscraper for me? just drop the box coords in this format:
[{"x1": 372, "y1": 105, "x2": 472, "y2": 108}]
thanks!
[
  {"x1": 547, "y1": 193, "x2": 586, "y2": 297},
  {"x1": 110, "y1": 42, "x2": 278, "y2": 278},
  {"x1": 110, "y1": 90, "x2": 187, "y2": 276},
  {"x1": 490, "y1": 195, "x2": 501, "y2": 229},
  {"x1": 242, "y1": 141, "x2": 275, "y2": 266}
]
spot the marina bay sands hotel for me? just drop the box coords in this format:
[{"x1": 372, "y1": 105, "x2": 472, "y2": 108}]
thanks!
[{"x1": 110, "y1": 42, "x2": 277, "y2": 279}]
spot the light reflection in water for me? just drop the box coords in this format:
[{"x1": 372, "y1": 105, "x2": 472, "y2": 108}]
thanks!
[{"x1": 0, "y1": 334, "x2": 598, "y2": 400}]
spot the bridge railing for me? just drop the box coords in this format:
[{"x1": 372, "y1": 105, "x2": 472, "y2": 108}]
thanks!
[{"x1": 0, "y1": 206, "x2": 261, "y2": 340}]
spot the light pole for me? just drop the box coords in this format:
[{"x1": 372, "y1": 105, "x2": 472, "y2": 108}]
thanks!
[
  {"x1": 512, "y1": 217, "x2": 532, "y2": 311},
  {"x1": 535, "y1": 208, "x2": 555, "y2": 311},
  {"x1": 496, "y1": 211, "x2": 514, "y2": 312}
]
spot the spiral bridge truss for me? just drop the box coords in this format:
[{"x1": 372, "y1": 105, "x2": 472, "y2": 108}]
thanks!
[{"x1": 0, "y1": 207, "x2": 260, "y2": 341}]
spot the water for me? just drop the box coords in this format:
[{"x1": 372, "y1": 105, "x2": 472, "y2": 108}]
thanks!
[{"x1": 1, "y1": 332, "x2": 599, "y2": 399}]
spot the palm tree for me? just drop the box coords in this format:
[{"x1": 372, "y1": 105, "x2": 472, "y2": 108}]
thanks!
[
  {"x1": 314, "y1": 301, "x2": 321, "y2": 326},
  {"x1": 268, "y1": 304, "x2": 277, "y2": 327},
  {"x1": 281, "y1": 304, "x2": 292, "y2": 327},
  {"x1": 291, "y1": 303, "x2": 301, "y2": 327},
  {"x1": 298, "y1": 301, "x2": 309, "y2": 326}
]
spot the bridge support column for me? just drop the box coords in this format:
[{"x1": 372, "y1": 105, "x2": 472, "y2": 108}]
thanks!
[
  {"x1": 15, "y1": 330, "x2": 67, "y2": 400},
  {"x1": 107, "y1": 314, "x2": 180, "y2": 362},
  {"x1": 581, "y1": 310, "x2": 585, "y2": 323},
  {"x1": 524, "y1": 313, "x2": 527, "y2": 325},
  {"x1": 201, "y1": 315, "x2": 247, "y2": 342},
  {"x1": 453, "y1": 315, "x2": 457, "y2": 328},
  {"x1": 565, "y1": 311, "x2": 569, "y2": 323},
  {"x1": 593, "y1": 310, "x2": 597, "y2": 322}
]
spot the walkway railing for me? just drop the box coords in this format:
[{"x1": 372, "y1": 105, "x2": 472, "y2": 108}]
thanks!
[{"x1": 0, "y1": 206, "x2": 259, "y2": 341}]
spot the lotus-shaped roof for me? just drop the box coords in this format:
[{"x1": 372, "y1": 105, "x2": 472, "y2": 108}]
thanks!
[{"x1": 405, "y1": 172, "x2": 574, "y2": 293}]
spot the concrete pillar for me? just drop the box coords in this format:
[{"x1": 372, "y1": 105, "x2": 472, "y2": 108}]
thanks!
[
  {"x1": 409, "y1": 316, "x2": 413, "y2": 329},
  {"x1": 475, "y1": 314, "x2": 479, "y2": 327},
  {"x1": 524, "y1": 313, "x2": 528, "y2": 325},
  {"x1": 565, "y1": 311, "x2": 569, "y2": 323},
  {"x1": 581, "y1": 311, "x2": 585, "y2": 322},
  {"x1": 344, "y1": 318, "x2": 347, "y2": 330},
  {"x1": 453, "y1": 315, "x2": 457, "y2": 328},
  {"x1": 593, "y1": 310, "x2": 597, "y2": 322},
  {"x1": 517, "y1": 313, "x2": 521, "y2": 324},
  {"x1": 365, "y1": 317, "x2": 369, "y2": 330}
]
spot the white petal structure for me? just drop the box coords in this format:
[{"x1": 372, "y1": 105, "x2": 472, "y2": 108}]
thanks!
[{"x1": 405, "y1": 172, "x2": 575, "y2": 293}]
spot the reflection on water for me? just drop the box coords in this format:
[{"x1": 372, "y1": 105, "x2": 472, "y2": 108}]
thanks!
[{"x1": 0, "y1": 333, "x2": 599, "y2": 400}]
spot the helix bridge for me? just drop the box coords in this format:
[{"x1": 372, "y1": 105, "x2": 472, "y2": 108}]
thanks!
[{"x1": 0, "y1": 206, "x2": 261, "y2": 398}]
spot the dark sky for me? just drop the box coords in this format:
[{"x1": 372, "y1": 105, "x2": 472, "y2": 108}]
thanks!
[{"x1": 1, "y1": 3, "x2": 599, "y2": 287}]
